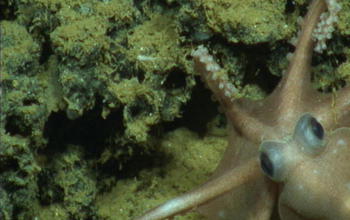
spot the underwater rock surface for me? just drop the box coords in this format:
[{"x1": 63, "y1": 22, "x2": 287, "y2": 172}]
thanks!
[{"x1": 0, "y1": 0, "x2": 349, "y2": 219}]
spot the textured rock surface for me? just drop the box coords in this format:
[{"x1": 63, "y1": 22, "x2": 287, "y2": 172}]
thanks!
[{"x1": 0, "y1": 0, "x2": 349, "y2": 219}]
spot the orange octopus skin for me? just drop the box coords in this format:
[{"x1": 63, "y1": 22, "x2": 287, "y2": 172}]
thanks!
[{"x1": 136, "y1": 0, "x2": 350, "y2": 219}]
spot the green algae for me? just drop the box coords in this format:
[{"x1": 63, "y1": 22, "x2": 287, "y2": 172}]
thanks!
[
  {"x1": 193, "y1": 0, "x2": 296, "y2": 44},
  {"x1": 40, "y1": 145, "x2": 97, "y2": 219},
  {"x1": 0, "y1": 0, "x2": 349, "y2": 219},
  {"x1": 1, "y1": 21, "x2": 40, "y2": 75},
  {"x1": 127, "y1": 14, "x2": 185, "y2": 73}
]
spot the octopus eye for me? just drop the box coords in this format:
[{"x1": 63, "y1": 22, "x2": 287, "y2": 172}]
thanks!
[
  {"x1": 259, "y1": 141, "x2": 286, "y2": 182},
  {"x1": 260, "y1": 152, "x2": 274, "y2": 177},
  {"x1": 293, "y1": 114, "x2": 325, "y2": 155},
  {"x1": 310, "y1": 117, "x2": 324, "y2": 139}
]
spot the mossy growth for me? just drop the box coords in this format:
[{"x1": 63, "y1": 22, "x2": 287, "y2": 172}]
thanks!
[
  {"x1": 38, "y1": 145, "x2": 97, "y2": 219},
  {"x1": 0, "y1": 21, "x2": 40, "y2": 75},
  {"x1": 0, "y1": 0, "x2": 349, "y2": 219},
  {"x1": 192, "y1": 0, "x2": 297, "y2": 44},
  {"x1": 0, "y1": 20, "x2": 48, "y2": 220},
  {"x1": 127, "y1": 14, "x2": 186, "y2": 73}
]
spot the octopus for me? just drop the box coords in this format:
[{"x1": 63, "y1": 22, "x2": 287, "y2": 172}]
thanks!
[{"x1": 136, "y1": 0, "x2": 350, "y2": 219}]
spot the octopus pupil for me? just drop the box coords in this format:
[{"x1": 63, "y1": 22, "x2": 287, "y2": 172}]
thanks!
[
  {"x1": 260, "y1": 152, "x2": 274, "y2": 178},
  {"x1": 310, "y1": 117, "x2": 324, "y2": 139}
]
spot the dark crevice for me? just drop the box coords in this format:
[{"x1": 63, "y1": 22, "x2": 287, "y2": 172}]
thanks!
[
  {"x1": 128, "y1": 97, "x2": 153, "y2": 119},
  {"x1": 163, "y1": 67, "x2": 187, "y2": 90},
  {"x1": 0, "y1": 0, "x2": 16, "y2": 21},
  {"x1": 97, "y1": 145, "x2": 169, "y2": 181},
  {"x1": 238, "y1": 43, "x2": 281, "y2": 94},
  {"x1": 285, "y1": 0, "x2": 296, "y2": 14},
  {"x1": 163, "y1": 77, "x2": 220, "y2": 136},
  {"x1": 39, "y1": 35, "x2": 53, "y2": 65},
  {"x1": 42, "y1": 101, "x2": 123, "y2": 159},
  {"x1": 5, "y1": 115, "x2": 31, "y2": 137},
  {"x1": 206, "y1": 35, "x2": 283, "y2": 94}
]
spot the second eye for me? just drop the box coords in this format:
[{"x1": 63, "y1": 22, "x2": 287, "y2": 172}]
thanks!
[
  {"x1": 293, "y1": 113, "x2": 325, "y2": 155},
  {"x1": 259, "y1": 141, "x2": 286, "y2": 182}
]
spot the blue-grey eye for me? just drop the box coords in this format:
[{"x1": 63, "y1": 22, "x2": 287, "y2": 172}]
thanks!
[
  {"x1": 260, "y1": 152, "x2": 274, "y2": 177},
  {"x1": 259, "y1": 141, "x2": 286, "y2": 182},
  {"x1": 310, "y1": 117, "x2": 324, "y2": 139},
  {"x1": 293, "y1": 114, "x2": 325, "y2": 155}
]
